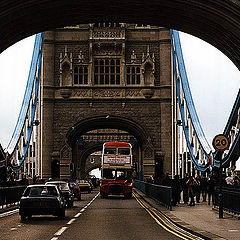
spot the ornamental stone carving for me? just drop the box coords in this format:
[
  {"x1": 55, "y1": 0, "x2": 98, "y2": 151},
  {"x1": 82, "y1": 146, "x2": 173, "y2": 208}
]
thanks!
[{"x1": 93, "y1": 89, "x2": 124, "y2": 98}]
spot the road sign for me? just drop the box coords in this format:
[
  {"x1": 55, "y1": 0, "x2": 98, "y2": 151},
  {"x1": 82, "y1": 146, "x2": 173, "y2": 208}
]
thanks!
[{"x1": 212, "y1": 134, "x2": 230, "y2": 151}]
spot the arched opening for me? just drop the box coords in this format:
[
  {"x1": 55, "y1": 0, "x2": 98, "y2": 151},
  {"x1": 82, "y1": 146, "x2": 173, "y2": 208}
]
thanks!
[{"x1": 66, "y1": 116, "x2": 151, "y2": 180}]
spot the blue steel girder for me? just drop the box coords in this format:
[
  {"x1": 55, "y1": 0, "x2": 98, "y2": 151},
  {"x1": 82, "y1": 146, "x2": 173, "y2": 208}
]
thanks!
[
  {"x1": 170, "y1": 30, "x2": 212, "y2": 172},
  {"x1": 6, "y1": 33, "x2": 44, "y2": 171},
  {"x1": 214, "y1": 90, "x2": 240, "y2": 168}
]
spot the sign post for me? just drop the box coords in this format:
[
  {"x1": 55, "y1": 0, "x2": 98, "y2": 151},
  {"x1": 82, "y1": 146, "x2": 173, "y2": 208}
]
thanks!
[{"x1": 212, "y1": 134, "x2": 230, "y2": 219}]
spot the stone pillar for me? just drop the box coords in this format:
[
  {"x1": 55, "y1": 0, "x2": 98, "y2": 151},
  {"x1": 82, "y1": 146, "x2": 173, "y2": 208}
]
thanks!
[
  {"x1": 41, "y1": 31, "x2": 55, "y2": 180},
  {"x1": 60, "y1": 144, "x2": 72, "y2": 179},
  {"x1": 142, "y1": 143, "x2": 155, "y2": 179},
  {"x1": 159, "y1": 29, "x2": 173, "y2": 175}
]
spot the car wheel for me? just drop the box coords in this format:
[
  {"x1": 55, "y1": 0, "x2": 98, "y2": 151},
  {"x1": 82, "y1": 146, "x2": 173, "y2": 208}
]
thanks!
[
  {"x1": 68, "y1": 201, "x2": 73, "y2": 207},
  {"x1": 20, "y1": 215, "x2": 26, "y2": 222},
  {"x1": 88, "y1": 189, "x2": 91, "y2": 193},
  {"x1": 77, "y1": 196, "x2": 81, "y2": 201},
  {"x1": 58, "y1": 209, "x2": 65, "y2": 219}
]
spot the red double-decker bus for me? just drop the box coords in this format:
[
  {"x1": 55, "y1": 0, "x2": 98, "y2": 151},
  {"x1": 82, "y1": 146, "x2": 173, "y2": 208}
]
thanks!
[{"x1": 100, "y1": 142, "x2": 133, "y2": 199}]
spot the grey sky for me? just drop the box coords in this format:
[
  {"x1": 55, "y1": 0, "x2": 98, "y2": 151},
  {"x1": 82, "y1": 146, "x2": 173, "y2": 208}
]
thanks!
[{"x1": 0, "y1": 31, "x2": 239, "y2": 167}]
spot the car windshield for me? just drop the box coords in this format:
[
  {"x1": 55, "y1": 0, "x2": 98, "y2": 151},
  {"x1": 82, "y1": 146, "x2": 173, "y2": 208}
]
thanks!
[
  {"x1": 25, "y1": 186, "x2": 58, "y2": 196},
  {"x1": 46, "y1": 182, "x2": 70, "y2": 190},
  {"x1": 69, "y1": 182, "x2": 78, "y2": 189}
]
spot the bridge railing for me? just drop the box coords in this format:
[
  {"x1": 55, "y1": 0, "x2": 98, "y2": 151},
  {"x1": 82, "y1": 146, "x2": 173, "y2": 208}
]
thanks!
[
  {"x1": 213, "y1": 185, "x2": 240, "y2": 215},
  {"x1": 0, "y1": 186, "x2": 27, "y2": 209},
  {"x1": 133, "y1": 180, "x2": 172, "y2": 210}
]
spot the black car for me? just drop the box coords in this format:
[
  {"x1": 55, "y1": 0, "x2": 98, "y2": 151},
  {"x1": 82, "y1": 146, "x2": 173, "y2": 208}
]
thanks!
[
  {"x1": 45, "y1": 181, "x2": 74, "y2": 207},
  {"x1": 19, "y1": 184, "x2": 65, "y2": 221}
]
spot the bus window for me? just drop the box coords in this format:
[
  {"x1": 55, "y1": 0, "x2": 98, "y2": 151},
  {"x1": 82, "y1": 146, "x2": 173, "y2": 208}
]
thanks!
[
  {"x1": 104, "y1": 147, "x2": 116, "y2": 155},
  {"x1": 118, "y1": 148, "x2": 130, "y2": 155},
  {"x1": 103, "y1": 169, "x2": 115, "y2": 179}
]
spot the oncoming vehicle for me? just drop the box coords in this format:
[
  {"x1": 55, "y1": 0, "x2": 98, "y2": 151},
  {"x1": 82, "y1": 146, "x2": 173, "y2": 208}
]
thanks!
[
  {"x1": 77, "y1": 180, "x2": 92, "y2": 193},
  {"x1": 19, "y1": 184, "x2": 65, "y2": 221},
  {"x1": 100, "y1": 142, "x2": 133, "y2": 199},
  {"x1": 45, "y1": 181, "x2": 74, "y2": 207},
  {"x1": 68, "y1": 181, "x2": 81, "y2": 200}
]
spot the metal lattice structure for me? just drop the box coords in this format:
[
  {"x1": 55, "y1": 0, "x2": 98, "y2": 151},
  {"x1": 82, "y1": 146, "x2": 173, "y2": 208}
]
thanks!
[
  {"x1": 5, "y1": 33, "x2": 44, "y2": 171},
  {"x1": 171, "y1": 29, "x2": 240, "y2": 174}
]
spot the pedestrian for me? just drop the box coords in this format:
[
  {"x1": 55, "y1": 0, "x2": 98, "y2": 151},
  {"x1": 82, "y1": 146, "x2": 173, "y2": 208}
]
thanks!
[
  {"x1": 186, "y1": 176, "x2": 197, "y2": 206},
  {"x1": 195, "y1": 175, "x2": 201, "y2": 203},
  {"x1": 181, "y1": 173, "x2": 189, "y2": 204},
  {"x1": 161, "y1": 172, "x2": 172, "y2": 187},
  {"x1": 207, "y1": 173, "x2": 216, "y2": 205},
  {"x1": 201, "y1": 176, "x2": 208, "y2": 202},
  {"x1": 171, "y1": 175, "x2": 181, "y2": 206}
]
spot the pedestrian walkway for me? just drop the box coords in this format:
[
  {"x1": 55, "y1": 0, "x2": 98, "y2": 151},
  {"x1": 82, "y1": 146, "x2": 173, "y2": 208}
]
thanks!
[
  {"x1": 170, "y1": 201, "x2": 240, "y2": 240},
  {"x1": 134, "y1": 188, "x2": 240, "y2": 240}
]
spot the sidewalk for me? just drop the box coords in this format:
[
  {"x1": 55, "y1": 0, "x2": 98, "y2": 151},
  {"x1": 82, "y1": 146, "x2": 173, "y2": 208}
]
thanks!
[
  {"x1": 170, "y1": 201, "x2": 240, "y2": 240},
  {"x1": 134, "y1": 189, "x2": 240, "y2": 240}
]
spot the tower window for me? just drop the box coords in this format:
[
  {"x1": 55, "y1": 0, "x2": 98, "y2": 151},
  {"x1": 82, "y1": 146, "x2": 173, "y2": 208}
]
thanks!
[
  {"x1": 94, "y1": 59, "x2": 121, "y2": 85},
  {"x1": 126, "y1": 66, "x2": 141, "y2": 85},
  {"x1": 74, "y1": 66, "x2": 88, "y2": 85}
]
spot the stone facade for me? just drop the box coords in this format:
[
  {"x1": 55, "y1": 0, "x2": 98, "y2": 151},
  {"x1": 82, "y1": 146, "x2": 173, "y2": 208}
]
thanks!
[{"x1": 40, "y1": 23, "x2": 174, "y2": 180}]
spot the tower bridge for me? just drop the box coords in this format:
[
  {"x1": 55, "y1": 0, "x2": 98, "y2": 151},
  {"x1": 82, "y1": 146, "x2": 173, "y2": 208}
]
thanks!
[{"x1": 1, "y1": 23, "x2": 240, "y2": 182}]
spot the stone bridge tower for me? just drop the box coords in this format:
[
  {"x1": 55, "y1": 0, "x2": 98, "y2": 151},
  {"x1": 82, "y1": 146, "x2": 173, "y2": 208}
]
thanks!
[{"x1": 39, "y1": 23, "x2": 173, "y2": 180}]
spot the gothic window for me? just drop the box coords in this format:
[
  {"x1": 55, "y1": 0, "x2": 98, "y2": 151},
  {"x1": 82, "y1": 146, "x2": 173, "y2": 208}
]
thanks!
[
  {"x1": 126, "y1": 66, "x2": 141, "y2": 85},
  {"x1": 74, "y1": 66, "x2": 88, "y2": 85},
  {"x1": 94, "y1": 59, "x2": 120, "y2": 85}
]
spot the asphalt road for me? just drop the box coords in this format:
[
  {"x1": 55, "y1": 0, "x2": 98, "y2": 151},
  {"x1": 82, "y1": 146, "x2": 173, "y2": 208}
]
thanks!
[{"x1": 0, "y1": 189, "x2": 182, "y2": 240}]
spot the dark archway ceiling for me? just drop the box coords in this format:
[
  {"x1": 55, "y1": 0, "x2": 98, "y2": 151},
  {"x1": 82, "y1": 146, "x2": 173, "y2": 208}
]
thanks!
[
  {"x1": 66, "y1": 115, "x2": 149, "y2": 147},
  {"x1": 0, "y1": 0, "x2": 240, "y2": 69}
]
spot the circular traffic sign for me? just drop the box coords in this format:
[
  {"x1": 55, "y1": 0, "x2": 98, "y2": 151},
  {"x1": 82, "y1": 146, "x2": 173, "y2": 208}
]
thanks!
[{"x1": 212, "y1": 134, "x2": 230, "y2": 151}]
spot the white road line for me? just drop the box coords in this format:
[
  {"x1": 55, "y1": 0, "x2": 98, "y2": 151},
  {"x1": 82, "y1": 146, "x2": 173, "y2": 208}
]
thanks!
[
  {"x1": 80, "y1": 208, "x2": 85, "y2": 212},
  {"x1": 0, "y1": 209, "x2": 19, "y2": 218},
  {"x1": 51, "y1": 237, "x2": 58, "y2": 240},
  {"x1": 74, "y1": 212, "x2": 82, "y2": 218},
  {"x1": 67, "y1": 218, "x2": 76, "y2": 225},
  {"x1": 55, "y1": 226, "x2": 68, "y2": 236}
]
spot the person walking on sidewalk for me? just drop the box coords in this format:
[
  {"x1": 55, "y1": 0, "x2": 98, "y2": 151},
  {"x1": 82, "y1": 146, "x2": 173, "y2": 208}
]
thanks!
[
  {"x1": 186, "y1": 176, "x2": 197, "y2": 206},
  {"x1": 181, "y1": 173, "x2": 189, "y2": 204}
]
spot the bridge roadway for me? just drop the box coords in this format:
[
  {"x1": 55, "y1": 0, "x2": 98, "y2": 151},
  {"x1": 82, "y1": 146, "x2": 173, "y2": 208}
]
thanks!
[{"x1": 0, "y1": 188, "x2": 202, "y2": 240}]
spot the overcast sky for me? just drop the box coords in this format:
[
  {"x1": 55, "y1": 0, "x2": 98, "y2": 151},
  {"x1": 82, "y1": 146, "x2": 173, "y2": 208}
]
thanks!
[{"x1": 0, "y1": 31, "x2": 239, "y2": 168}]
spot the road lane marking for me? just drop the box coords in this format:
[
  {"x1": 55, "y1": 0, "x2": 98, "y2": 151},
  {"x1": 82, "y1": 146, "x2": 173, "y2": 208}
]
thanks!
[
  {"x1": 74, "y1": 212, "x2": 82, "y2": 218},
  {"x1": 67, "y1": 218, "x2": 76, "y2": 225},
  {"x1": 133, "y1": 192, "x2": 203, "y2": 240},
  {"x1": 52, "y1": 192, "x2": 100, "y2": 239},
  {"x1": 55, "y1": 226, "x2": 68, "y2": 236},
  {"x1": 0, "y1": 209, "x2": 19, "y2": 218}
]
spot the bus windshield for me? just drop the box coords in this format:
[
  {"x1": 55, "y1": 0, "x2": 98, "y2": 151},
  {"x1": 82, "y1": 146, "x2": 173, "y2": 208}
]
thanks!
[
  {"x1": 102, "y1": 169, "x2": 132, "y2": 180},
  {"x1": 104, "y1": 147, "x2": 116, "y2": 155},
  {"x1": 118, "y1": 148, "x2": 130, "y2": 155}
]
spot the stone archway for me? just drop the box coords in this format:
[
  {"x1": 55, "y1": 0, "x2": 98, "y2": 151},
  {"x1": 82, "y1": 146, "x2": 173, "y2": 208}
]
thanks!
[
  {"x1": 66, "y1": 115, "x2": 155, "y2": 179},
  {"x1": 0, "y1": 1, "x2": 240, "y2": 69}
]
